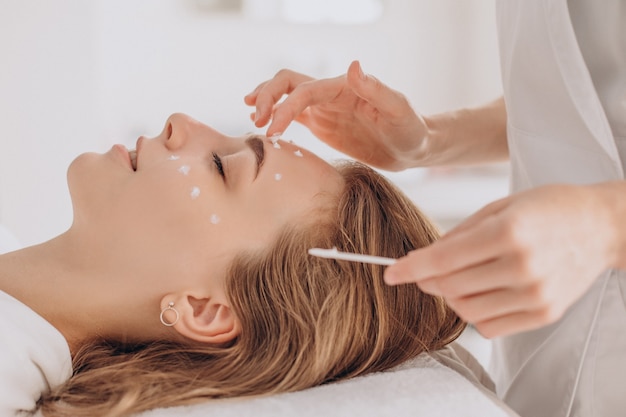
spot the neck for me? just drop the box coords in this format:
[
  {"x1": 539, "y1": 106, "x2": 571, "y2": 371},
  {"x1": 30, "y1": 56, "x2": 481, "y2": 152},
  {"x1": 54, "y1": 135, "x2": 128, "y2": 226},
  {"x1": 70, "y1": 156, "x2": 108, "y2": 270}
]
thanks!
[
  {"x1": 0, "y1": 231, "x2": 107, "y2": 354},
  {"x1": 1, "y1": 229, "x2": 180, "y2": 355}
]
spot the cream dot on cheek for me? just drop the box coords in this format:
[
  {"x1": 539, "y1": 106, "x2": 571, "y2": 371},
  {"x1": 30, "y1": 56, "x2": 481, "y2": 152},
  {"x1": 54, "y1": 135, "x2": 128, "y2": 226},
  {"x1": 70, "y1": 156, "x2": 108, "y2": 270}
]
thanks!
[
  {"x1": 274, "y1": 173, "x2": 282, "y2": 181},
  {"x1": 273, "y1": 141, "x2": 281, "y2": 149},
  {"x1": 294, "y1": 150, "x2": 303, "y2": 157},
  {"x1": 190, "y1": 186, "x2": 201, "y2": 199},
  {"x1": 210, "y1": 214, "x2": 221, "y2": 224},
  {"x1": 178, "y1": 165, "x2": 191, "y2": 175},
  {"x1": 168, "y1": 155, "x2": 181, "y2": 161}
]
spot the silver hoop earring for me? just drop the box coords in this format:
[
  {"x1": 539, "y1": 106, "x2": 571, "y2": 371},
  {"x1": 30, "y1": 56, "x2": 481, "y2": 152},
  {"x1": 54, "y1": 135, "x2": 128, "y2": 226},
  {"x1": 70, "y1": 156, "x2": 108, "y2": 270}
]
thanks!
[{"x1": 160, "y1": 302, "x2": 180, "y2": 327}]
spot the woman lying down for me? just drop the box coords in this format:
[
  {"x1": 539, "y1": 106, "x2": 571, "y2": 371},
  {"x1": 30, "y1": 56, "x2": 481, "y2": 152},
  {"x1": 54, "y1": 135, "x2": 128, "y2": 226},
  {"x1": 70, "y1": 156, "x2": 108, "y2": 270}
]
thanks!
[{"x1": 0, "y1": 114, "x2": 517, "y2": 417}]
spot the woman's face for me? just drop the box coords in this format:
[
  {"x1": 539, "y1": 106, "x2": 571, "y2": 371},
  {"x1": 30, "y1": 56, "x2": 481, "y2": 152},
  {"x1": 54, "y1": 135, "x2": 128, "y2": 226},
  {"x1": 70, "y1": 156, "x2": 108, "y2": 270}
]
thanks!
[{"x1": 67, "y1": 113, "x2": 343, "y2": 296}]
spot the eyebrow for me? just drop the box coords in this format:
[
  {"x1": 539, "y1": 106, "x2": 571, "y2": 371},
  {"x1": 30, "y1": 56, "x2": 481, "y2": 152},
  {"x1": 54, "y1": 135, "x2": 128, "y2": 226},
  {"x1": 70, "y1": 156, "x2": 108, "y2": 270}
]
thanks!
[{"x1": 245, "y1": 135, "x2": 265, "y2": 180}]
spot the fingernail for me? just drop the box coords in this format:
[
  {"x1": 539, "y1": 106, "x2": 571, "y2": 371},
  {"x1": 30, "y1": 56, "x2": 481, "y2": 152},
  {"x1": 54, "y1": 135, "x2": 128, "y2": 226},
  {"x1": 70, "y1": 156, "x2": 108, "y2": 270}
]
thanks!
[
  {"x1": 270, "y1": 133, "x2": 282, "y2": 145},
  {"x1": 358, "y1": 63, "x2": 367, "y2": 81},
  {"x1": 254, "y1": 109, "x2": 260, "y2": 122}
]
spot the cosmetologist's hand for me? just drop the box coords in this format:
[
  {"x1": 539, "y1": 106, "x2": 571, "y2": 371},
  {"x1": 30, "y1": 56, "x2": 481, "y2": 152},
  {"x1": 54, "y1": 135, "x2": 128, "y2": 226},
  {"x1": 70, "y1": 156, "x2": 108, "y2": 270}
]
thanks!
[
  {"x1": 384, "y1": 184, "x2": 621, "y2": 338},
  {"x1": 244, "y1": 60, "x2": 428, "y2": 171}
]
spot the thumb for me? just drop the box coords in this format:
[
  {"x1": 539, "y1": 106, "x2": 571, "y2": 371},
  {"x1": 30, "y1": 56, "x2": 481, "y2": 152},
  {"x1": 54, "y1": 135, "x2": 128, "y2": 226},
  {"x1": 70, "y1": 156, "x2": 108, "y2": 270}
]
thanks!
[
  {"x1": 346, "y1": 60, "x2": 413, "y2": 119},
  {"x1": 443, "y1": 196, "x2": 510, "y2": 240}
]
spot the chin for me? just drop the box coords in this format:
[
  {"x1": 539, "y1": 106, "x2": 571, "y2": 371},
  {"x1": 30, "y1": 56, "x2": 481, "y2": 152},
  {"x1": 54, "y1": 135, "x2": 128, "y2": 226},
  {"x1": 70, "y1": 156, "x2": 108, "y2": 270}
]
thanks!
[
  {"x1": 66, "y1": 152, "x2": 114, "y2": 224},
  {"x1": 67, "y1": 152, "x2": 96, "y2": 193}
]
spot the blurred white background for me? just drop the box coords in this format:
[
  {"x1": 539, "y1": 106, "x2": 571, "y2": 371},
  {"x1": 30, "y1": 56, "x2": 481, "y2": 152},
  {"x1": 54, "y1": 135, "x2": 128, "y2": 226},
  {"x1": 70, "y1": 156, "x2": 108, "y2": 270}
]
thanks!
[{"x1": 0, "y1": 0, "x2": 506, "y2": 247}]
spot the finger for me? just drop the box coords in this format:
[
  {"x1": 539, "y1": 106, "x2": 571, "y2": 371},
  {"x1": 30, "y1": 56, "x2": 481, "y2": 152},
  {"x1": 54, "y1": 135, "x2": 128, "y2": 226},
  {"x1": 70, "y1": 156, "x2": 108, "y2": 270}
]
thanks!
[
  {"x1": 345, "y1": 60, "x2": 414, "y2": 120},
  {"x1": 267, "y1": 76, "x2": 346, "y2": 136},
  {"x1": 244, "y1": 81, "x2": 266, "y2": 105},
  {"x1": 473, "y1": 306, "x2": 564, "y2": 338},
  {"x1": 384, "y1": 214, "x2": 504, "y2": 284},
  {"x1": 249, "y1": 104, "x2": 280, "y2": 127},
  {"x1": 416, "y1": 255, "x2": 524, "y2": 299},
  {"x1": 446, "y1": 285, "x2": 547, "y2": 324},
  {"x1": 253, "y1": 70, "x2": 314, "y2": 128}
]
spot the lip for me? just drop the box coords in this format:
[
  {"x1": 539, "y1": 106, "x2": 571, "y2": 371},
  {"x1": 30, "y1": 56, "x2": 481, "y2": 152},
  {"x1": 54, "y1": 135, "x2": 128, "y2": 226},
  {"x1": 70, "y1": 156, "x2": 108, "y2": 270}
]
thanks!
[
  {"x1": 134, "y1": 136, "x2": 144, "y2": 170},
  {"x1": 111, "y1": 144, "x2": 134, "y2": 171}
]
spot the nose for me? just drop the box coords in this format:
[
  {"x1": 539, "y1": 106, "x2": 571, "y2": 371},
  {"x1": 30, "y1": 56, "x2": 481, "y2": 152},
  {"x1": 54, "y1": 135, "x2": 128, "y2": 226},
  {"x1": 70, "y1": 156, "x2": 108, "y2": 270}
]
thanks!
[{"x1": 163, "y1": 113, "x2": 197, "y2": 151}]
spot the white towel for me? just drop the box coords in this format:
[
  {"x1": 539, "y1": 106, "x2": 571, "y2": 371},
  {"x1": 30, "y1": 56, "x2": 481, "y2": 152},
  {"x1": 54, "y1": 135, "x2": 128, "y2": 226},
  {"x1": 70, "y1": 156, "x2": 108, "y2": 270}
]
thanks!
[{"x1": 139, "y1": 344, "x2": 519, "y2": 417}]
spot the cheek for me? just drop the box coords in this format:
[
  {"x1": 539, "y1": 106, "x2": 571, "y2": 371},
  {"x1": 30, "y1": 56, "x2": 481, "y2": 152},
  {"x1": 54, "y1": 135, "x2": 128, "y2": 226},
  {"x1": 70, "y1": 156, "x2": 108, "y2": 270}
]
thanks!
[{"x1": 117, "y1": 170, "x2": 227, "y2": 242}]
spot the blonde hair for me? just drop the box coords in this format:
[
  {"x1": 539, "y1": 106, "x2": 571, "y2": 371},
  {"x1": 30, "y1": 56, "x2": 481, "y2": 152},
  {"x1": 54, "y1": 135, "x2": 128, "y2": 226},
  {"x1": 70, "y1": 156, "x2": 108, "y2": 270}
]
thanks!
[{"x1": 39, "y1": 162, "x2": 465, "y2": 416}]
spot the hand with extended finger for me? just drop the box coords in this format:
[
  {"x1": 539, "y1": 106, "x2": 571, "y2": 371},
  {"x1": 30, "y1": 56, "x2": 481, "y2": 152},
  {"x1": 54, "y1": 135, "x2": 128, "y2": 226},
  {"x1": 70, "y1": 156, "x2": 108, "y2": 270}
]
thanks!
[
  {"x1": 244, "y1": 60, "x2": 429, "y2": 171},
  {"x1": 384, "y1": 184, "x2": 622, "y2": 338}
]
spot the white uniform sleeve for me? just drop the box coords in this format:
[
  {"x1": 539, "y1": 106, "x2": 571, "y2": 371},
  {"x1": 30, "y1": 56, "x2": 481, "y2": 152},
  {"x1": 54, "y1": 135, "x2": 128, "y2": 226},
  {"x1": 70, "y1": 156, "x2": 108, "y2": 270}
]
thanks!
[{"x1": 429, "y1": 343, "x2": 519, "y2": 417}]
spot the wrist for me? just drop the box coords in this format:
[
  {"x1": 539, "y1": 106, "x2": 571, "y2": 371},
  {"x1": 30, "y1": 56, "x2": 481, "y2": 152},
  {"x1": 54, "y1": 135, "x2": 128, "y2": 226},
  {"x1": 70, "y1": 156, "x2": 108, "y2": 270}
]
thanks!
[
  {"x1": 417, "y1": 97, "x2": 508, "y2": 167},
  {"x1": 417, "y1": 113, "x2": 455, "y2": 168}
]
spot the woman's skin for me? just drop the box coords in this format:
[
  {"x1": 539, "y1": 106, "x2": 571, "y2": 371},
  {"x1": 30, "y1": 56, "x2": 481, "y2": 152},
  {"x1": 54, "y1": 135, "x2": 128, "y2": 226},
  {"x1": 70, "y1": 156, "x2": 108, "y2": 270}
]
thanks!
[
  {"x1": 246, "y1": 60, "x2": 626, "y2": 338},
  {"x1": 0, "y1": 113, "x2": 344, "y2": 354}
]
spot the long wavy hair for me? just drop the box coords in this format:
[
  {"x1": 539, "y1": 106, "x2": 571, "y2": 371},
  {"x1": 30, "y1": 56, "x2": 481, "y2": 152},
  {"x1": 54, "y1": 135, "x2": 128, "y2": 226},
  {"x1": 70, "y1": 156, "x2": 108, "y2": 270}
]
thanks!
[{"x1": 39, "y1": 161, "x2": 465, "y2": 416}]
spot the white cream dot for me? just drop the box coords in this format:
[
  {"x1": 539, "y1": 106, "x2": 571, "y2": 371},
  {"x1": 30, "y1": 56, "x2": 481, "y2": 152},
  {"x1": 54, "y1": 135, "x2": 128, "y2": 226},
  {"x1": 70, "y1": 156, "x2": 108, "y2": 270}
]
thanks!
[
  {"x1": 178, "y1": 165, "x2": 191, "y2": 175},
  {"x1": 210, "y1": 214, "x2": 221, "y2": 224},
  {"x1": 168, "y1": 155, "x2": 180, "y2": 161},
  {"x1": 273, "y1": 142, "x2": 281, "y2": 149},
  {"x1": 190, "y1": 186, "x2": 201, "y2": 199},
  {"x1": 274, "y1": 173, "x2": 282, "y2": 181},
  {"x1": 294, "y1": 150, "x2": 303, "y2": 157}
]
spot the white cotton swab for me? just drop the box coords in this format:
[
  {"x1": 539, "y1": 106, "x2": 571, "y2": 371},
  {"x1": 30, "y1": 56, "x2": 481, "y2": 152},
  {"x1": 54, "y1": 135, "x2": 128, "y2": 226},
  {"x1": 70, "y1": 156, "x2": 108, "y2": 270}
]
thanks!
[{"x1": 308, "y1": 248, "x2": 397, "y2": 266}]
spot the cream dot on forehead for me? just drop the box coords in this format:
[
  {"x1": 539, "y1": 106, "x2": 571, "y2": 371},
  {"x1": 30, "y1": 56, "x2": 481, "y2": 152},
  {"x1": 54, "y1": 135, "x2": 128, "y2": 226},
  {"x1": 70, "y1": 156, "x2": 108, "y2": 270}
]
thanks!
[
  {"x1": 274, "y1": 173, "x2": 282, "y2": 181},
  {"x1": 168, "y1": 155, "x2": 181, "y2": 161},
  {"x1": 210, "y1": 214, "x2": 221, "y2": 224},
  {"x1": 190, "y1": 186, "x2": 201, "y2": 199},
  {"x1": 273, "y1": 141, "x2": 281, "y2": 149},
  {"x1": 178, "y1": 165, "x2": 191, "y2": 175}
]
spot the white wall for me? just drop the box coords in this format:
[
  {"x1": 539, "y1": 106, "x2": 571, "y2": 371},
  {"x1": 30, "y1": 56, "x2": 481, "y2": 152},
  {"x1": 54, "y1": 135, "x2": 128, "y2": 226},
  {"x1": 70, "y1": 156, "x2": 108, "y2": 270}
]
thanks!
[
  {"x1": 0, "y1": 0, "x2": 502, "y2": 245},
  {"x1": 0, "y1": 0, "x2": 100, "y2": 245}
]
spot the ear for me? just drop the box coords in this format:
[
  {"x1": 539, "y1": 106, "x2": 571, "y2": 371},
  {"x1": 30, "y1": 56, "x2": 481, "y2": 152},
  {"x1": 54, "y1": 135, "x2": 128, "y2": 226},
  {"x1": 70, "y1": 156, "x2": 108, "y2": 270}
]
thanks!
[{"x1": 161, "y1": 293, "x2": 241, "y2": 344}]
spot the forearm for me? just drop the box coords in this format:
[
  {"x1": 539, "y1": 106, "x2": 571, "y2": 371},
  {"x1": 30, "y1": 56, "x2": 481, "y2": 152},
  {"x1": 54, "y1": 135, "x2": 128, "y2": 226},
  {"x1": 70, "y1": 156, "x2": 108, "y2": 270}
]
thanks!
[
  {"x1": 591, "y1": 180, "x2": 626, "y2": 271},
  {"x1": 418, "y1": 97, "x2": 508, "y2": 167}
]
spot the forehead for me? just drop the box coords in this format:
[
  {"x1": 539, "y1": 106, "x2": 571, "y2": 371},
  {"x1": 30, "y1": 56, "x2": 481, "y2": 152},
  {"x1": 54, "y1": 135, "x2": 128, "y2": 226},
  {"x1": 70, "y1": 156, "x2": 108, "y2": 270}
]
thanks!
[{"x1": 229, "y1": 134, "x2": 343, "y2": 239}]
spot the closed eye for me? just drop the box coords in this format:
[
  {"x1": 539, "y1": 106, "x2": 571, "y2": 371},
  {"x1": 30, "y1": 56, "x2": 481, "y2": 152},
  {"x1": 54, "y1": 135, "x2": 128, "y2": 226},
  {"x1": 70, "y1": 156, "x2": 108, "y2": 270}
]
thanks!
[{"x1": 212, "y1": 152, "x2": 225, "y2": 179}]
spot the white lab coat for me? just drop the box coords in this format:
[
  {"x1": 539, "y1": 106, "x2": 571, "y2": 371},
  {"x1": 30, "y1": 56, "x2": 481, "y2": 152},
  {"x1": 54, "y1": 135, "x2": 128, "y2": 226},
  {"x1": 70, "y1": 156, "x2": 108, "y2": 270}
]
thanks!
[{"x1": 492, "y1": 1, "x2": 626, "y2": 416}]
